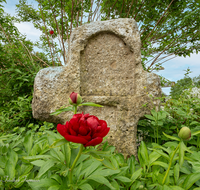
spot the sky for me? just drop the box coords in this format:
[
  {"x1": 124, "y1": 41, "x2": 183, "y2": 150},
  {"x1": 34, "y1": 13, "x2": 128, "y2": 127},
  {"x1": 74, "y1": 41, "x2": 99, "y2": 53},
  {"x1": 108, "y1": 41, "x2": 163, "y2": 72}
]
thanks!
[{"x1": 2, "y1": 0, "x2": 200, "y2": 95}]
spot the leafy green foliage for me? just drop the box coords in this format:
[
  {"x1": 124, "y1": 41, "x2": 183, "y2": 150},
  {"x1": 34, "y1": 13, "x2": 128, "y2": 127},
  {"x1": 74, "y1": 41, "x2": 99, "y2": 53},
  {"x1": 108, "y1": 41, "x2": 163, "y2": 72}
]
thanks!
[
  {"x1": 170, "y1": 75, "x2": 200, "y2": 99},
  {"x1": 170, "y1": 77, "x2": 193, "y2": 99},
  {"x1": 138, "y1": 88, "x2": 200, "y2": 147},
  {"x1": 0, "y1": 122, "x2": 55, "y2": 189},
  {"x1": 1, "y1": 123, "x2": 200, "y2": 189},
  {"x1": 0, "y1": 3, "x2": 54, "y2": 132}
]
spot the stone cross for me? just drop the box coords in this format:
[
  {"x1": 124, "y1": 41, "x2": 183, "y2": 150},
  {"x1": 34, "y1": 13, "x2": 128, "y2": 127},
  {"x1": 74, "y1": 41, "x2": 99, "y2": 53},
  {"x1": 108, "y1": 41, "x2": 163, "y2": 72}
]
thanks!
[{"x1": 32, "y1": 18, "x2": 161, "y2": 157}]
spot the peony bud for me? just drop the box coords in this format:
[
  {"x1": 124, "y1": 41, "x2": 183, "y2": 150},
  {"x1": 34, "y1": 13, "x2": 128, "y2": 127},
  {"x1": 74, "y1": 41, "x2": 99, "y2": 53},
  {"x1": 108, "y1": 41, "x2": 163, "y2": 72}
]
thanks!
[
  {"x1": 49, "y1": 30, "x2": 54, "y2": 35},
  {"x1": 69, "y1": 92, "x2": 82, "y2": 105},
  {"x1": 178, "y1": 127, "x2": 191, "y2": 140}
]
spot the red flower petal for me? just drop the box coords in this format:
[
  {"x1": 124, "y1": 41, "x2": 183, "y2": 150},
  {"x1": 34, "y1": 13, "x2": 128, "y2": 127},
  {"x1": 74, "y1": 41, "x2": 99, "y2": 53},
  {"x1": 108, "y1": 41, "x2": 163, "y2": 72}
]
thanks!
[
  {"x1": 93, "y1": 127, "x2": 110, "y2": 138},
  {"x1": 73, "y1": 113, "x2": 83, "y2": 118},
  {"x1": 69, "y1": 117, "x2": 80, "y2": 132},
  {"x1": 84, "y1": 113, "x2": 90, "y2": 118},
  {"x1": 79, "y1": 126, "x2": 88, "y2": 136},
  {"x1": 84, "y1": 137, "x2": 103, "y2": 147},
  {"x1": 64, "y1": 134, "x2": 88, "y2": 144},
  {"x1": 96, "y1": 126, "x2": 102, "y2": 133},
  {"x1": 99, "y1": 120, "x2": 107, "y2": 131},
  {"x1": 86, "y1": 117, "x2": 99, "y2": 130},
  {"x1": 78, "y1": 134, "x2": 91, "y2": 141},
  {"x1": 70, "y1": 92, "x2": 78, "y2": 103},
  {"x1": 69, "y1": 123, "x2": 77, "y2": 136},
  {"x1": 57, "y1": 122, "x2": 68, "y2": 137},
  {"x1": 79, "y1": 117, "x2": 87, "y2": 129}
]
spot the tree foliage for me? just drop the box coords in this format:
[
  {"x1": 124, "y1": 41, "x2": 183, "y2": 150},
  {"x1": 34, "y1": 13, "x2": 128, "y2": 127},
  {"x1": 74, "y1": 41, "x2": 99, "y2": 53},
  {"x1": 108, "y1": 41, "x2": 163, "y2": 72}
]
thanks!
[
  {"x1": 15, "y1": 0, "x2": 200, "y2": 71},
  {"x1": 0, "y1": 2, "x2": 53, "y2": 131},
  {"x1": 170, "y1": 75, "x2": 200, "y2": 99}
]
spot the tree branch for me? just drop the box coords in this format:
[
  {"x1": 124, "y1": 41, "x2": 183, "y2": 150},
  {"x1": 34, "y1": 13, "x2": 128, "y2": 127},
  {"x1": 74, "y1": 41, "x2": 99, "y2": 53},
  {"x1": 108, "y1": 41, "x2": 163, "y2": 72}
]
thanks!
[{"x1": 38, "y1": 0, "x2": 54, "y2": 66}]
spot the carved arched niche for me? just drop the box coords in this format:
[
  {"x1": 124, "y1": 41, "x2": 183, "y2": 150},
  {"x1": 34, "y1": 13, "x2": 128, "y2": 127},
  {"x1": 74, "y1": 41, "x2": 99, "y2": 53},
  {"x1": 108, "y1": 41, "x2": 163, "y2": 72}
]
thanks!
[{"x1": 80, "y1": 32, "x2": 135, "y2": 97}]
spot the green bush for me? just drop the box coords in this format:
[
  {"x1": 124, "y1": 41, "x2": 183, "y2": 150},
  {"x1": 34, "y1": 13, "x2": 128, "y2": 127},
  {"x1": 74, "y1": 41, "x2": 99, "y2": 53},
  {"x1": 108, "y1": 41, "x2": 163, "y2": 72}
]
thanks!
[
  {"x1": 1, "y1": 122, "x2": 200, "y2": 190},
  {"x1": 170, "y1": 74, "x2": 200, "y2": 99},
  {"x1": 0, "y1": 5, "x2": 53, "y2": 132}
]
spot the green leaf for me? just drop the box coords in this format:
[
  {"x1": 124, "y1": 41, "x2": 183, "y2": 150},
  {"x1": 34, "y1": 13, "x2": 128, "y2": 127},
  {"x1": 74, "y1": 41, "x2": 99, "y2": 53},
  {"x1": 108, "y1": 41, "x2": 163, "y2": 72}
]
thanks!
[
  {"x1": 192, "y1": 130, "x2": 200, "y2": 136},
  {"x1": 79, "y1": 102, "x2": 103, "y2": 107},
  {"x1": 130, "y1": 168, "x2": 143, "y2": 186},
  {"x1": 50, "y1": 174, "x2": 63, "y2": 185},
  {"x1": 181, "y1": 141, "x2": 193, "y2": 153},
  {"x1": 139, "y1": 141, "x2": 149, "y2": 164},
  {"x1": 62, "y1": 142, "x2": 71, "y2": 167},
  {"x1": 176, "y1": 109, "x2": 187, "y2": 116},
  {"x1": 31, "y1": 160, "x2": 46, "y2": 167},
  {"x1": 75, "y1": 162, "x2": 82, "y2": 179},
  {"x1": 157, "y1": 121, "x2": 163, "y2": 126},
  {"x1": 85, "y1": 160, "x2": 102, "y2": 178},
  {"x1": 85, "y1": 150, "x2": 111, "y2": 157},
  {"x1": 158, "y1": 111, "x2": 167, "y2": 120},
  {"x1": 37, "y1": 160, "x2": 56, "y2": 178},
  {"x1": 182, "y1": 173, "x2": 200, "y2": 190},
  {"x1": 170, "y1": 186, "x2": 185, "y2": 190},
  {"x1": 92, "y1": 169, "x2": 120, "y2": 177},
  {"x1": 48, "y1": 186, "x2": 60, "y2": 190},
  {"x1": 87, "y1": 175, "x2": 115, "y2": 189},
  {"x1": 174, "y1": 163, "x2": 179, "y2": 185},
  {"x1": 50, "y1": 148, "x2": 65, "y2": 163},
  {"x1": 190, "y1": 121, "x2": 200, "y2": 126},
  {"x1": 84, "y1": 151, "x2": 104, "y2": 161},
  {"x1": 128, "y1": 155, "x2": 136, "y2": 174},
  {"x1": 179, "y1": 141, "x2": 185, "y2": 167},
  {"x1": 50, "y1": 138, "x2": 69, "y2": 148},
  {"x1": 5, "y1": 162, "x2": 16, "y2": 180},
  {"x1": 148, "y1": 149, "x2": 169, "y2": 161},
  {"x1": 50, "y1": 106, "x2": 73, "y2": 115},
  {"x1": 114, "y1": 176, "x2": 131, "y2": 183},
  {"x1": 0, "y1": 133, "x2": 15, "y2": 141},
  {"x1": 163, "y1": 132, "x2": 180, "y2": 141},
  {"x1": 0, "y1": 168, "x2": 4, "y2": 176},
  {"x1": 76, "y1": 154, "x2": 90, "y2": 166},
  {"x1": 5, "y1": 148, "x2": 18, "y2": 179},
  {"x1": 28, "y1": 179, "x2": 59, "y2": 189},
  {"x1": 111, "y1": 179, "x2": 120, "y2": 190},
  {"x1": 130, "y1": 180, "x2": 141, "y2": 190},
  {"x1": 102, "y1": 158, "x2": 117, "y2": 170},
  {"x1": 150, "y1": 161, "x2": 168, "y2": 168},
  {"x1": 14, "y1": 174, "x2": 29, "y2": 188},
  {"x1": 79, "y1": 183, "x2": 93, "y2": 190},
  {"x1": 110, "y1": 156, "x2": 119, "y2": 169},
  {"x1": 149, "y1": 151, "x2": 161, "y2": 165},
  {"x1": 24, "y1": 132, "x2": 33, "y2": 155},
  {"x1": 162, "y1": 185, "x2": 172, "y2": 190},
  {"x1": 151, "y1": 109, "x2": 158, "y2": 118},
  {"x1": 145, "y1": 114, "x2": 155, "y2": 120},
  {"x1": 23, "y1": 155, "x2": 53, "y2": 160}
]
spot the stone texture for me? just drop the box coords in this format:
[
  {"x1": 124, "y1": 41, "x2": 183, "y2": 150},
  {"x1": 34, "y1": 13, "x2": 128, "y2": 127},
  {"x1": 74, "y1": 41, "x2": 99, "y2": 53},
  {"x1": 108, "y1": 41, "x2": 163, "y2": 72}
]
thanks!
[{"x1": 32, "y1": 18, "x2": 161, "y2": 157}]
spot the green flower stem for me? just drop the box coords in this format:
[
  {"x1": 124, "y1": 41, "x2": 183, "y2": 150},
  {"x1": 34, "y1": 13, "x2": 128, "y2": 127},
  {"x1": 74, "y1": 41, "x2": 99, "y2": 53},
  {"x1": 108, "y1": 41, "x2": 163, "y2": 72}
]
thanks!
[
  {"x1": 69, "y1": 144, "x2": 84, "y2": 190},
  {"x1": 157, "y1": 126, "x2": 159, "y2": 144},
  {"x1": 74, "y1": 106, "x2": 77, "y2": 114},
  {"x1": 162, "y1": 142, "x2": 180, "y2": 185}
]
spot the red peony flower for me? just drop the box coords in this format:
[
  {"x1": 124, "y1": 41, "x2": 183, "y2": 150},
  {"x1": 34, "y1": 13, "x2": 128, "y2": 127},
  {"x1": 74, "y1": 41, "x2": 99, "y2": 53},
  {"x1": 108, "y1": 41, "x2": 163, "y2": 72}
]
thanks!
[
  {"x1": 49, "y1": 30, "x2": 54, "y2": 35},
  {"x1": 57, "y1": 113, "x2": 110, "y2": 147}
]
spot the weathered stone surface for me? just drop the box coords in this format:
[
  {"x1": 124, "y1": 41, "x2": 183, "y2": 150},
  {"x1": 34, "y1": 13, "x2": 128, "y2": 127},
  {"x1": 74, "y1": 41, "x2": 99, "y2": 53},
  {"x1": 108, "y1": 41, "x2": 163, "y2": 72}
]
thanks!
[{"x1": 32, "y1": 18, "x2": 161, "y2": 157}]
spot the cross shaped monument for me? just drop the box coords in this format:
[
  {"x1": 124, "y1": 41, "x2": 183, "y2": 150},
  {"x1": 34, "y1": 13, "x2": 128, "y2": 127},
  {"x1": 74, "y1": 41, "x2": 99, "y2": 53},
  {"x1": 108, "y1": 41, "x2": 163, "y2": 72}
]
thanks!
[{"x1": 32, "y1": 18, "x2": 161, "y2": 157}]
